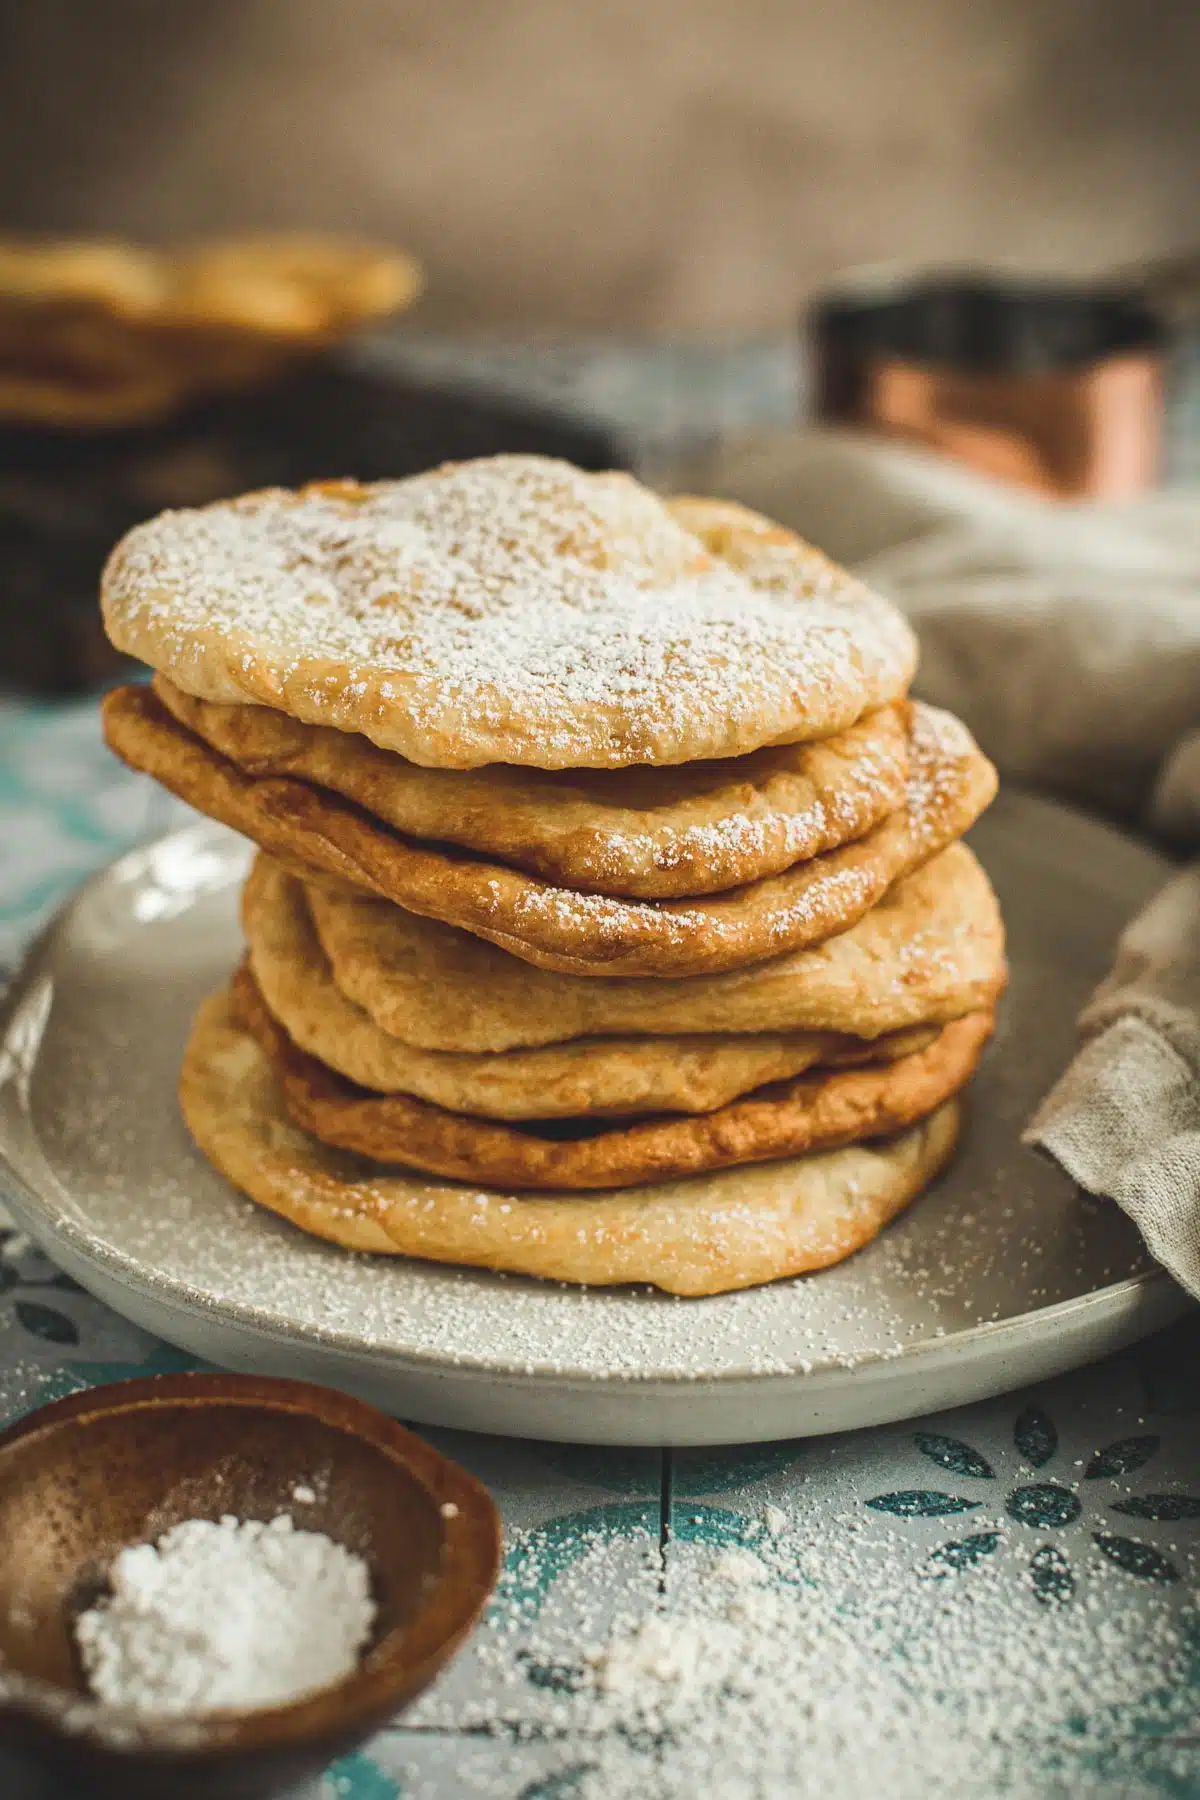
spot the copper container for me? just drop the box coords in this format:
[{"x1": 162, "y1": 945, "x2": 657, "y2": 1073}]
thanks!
[{"x1": 811, "y1": 271, "x2": 1166, "y2": 499}]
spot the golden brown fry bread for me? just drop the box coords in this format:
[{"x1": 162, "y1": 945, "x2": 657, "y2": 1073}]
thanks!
[
  {"x1": 0, "y1": 232, "x2": 421, "y2": 426},
  {"x1": 157, "y1": 676, "x2": 910, "y2": 901},
  {"x1": 234, "y1": 961, "x2": 991, "y2": 1191},
  {"x1": 305, "y1": 842, "x2": 1006, "y2": 1053},
  {"x1": 101, "y1": 462, "x2": 917, "y2": 769},
  {"x1": 163, "y1": 234, "x2": 422, "y2": 339},
  {"x1": 244, "y1": 857, "x2": 937, "y2": 1117},
  {"x1": 103, "y1": 686, "x2": 995, "y2": 977},
  {"x1": 180, "y1": 988, "x2": 963, "y2": 1296}
]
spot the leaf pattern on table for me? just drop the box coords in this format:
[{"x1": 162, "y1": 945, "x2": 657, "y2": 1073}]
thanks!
[
  {"x1": 1013, "y1": 1404, "x2": 1058, "y2": 1468},
  {"x1": 492, "y1": 1502, "x2": 660, "y2": 1624},
  {"x1": 915, "y1": 1433, "x2": 994, "y2": 1478},
  {"x1": 1111, "y1": 1493, "x2": 1200, "y2": 1521},
  {"x1": 929, "y1": 1532, "x2": 1002, "y2": 1573},
  {"x1": 1030, "y1": 1544, "x2": 1075, "y2": 1606},
  {"x1": 519, "y1": 1651, "x2": 589, "y2": 1694},
  {"x1": 14, "y1": 1300, "x2": 79, "y2": 1344},
  {"x1": 865, "y1": 1403, "x2": 1199, "y2": 1610},
  {"x1": 1006, "y1": 1484, "x2": 1082, "y2": 1528},
  {"x1": 518, "y1": 1768, "x2": 595, "y2": 1800},
  {"x1": 866, "y1": 1491, "x2": 983, "y2": 1518},
  {"x1": 670, "y1": 1504, "x2": 766, "y2": 1553},
  {"x1": 1085, "y1": 1437, "x2": 1161, "y2": 1479},
  {"x1": 323, "y1": 1752, "x2": 404, "y2": 1798},
  {"x1": 673, "y1": 1441, "x2": 802, "y2": 1497},
  {"x1": 1092, "y1": 1534, "x2": 1180, "y2": 1582}
]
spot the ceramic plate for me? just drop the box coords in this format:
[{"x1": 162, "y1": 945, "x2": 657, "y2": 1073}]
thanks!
[{"x1": 0, "y1": 793, "x2": 1188, "y2": 1446}]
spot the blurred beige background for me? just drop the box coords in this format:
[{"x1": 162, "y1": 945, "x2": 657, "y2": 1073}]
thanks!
[{"x1": 0, "y1": 0, "x2": 1197, "y2": 334}]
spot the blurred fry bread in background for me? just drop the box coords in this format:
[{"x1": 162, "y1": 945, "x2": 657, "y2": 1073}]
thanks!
[{"x1": 0, "y1": 232, "x2": 423, "y2": 427}]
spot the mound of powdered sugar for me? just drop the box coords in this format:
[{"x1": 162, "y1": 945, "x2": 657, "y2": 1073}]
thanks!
[{"x1": 75, "y1": 1513, "x2": 375, "y2": 1716}]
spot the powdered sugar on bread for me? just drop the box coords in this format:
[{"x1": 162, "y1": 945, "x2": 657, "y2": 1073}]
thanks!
[{"x1": 101, "y1": 456, "x2": 917, "y2": 770}]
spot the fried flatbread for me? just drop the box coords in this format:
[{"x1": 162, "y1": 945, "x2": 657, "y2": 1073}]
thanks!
[
  {"x1": 180, "y1": 988, "x2": 962, "y2": 1296},
  {"x1": 158, "y1": 676, "x2": 909, "y2": 900},
  {"x1": 103, "y1": 686, "x2": 994, "y2": 976},
  {"x1": 234, "y1": 961, "x2": 990, "y2": 1191},
  {"x1": 244, "y1": 857, "x2": 938, "y2": 1117},
  {"x1": 305, "y1": 841, "x2": 1006, "y2": 1053},
  {"x1": 0, "y1": 233, "x2": 421, "y2": 427},
  {"x1": 101, "y1": 462, "x2": 917, "y2": 769}
]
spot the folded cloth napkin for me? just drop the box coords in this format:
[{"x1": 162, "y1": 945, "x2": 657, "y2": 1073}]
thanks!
[{"x1": 662, "y1": 428, "x2": 1200, "y2": 1299}]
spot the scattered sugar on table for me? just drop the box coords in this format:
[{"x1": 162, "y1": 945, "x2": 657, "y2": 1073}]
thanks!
[{"x1": 432, "y1": 1500, "x2": 1199, "y2": 1800}]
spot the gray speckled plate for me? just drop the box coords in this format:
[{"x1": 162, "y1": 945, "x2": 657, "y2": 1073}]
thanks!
[{"x1": 0, "y1": 793, "x2": 1188, "y2": 1446}]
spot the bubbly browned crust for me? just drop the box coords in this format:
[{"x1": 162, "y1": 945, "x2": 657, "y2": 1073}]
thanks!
[
  {"x1": 179, "y1": 988, "x2": 963, "y2": 1296},
  {"x1": 157, "y1": 675, "x2": 910, "y2": 901},
  {"x1": 233, "y1": 962, "x2": 990, "y2": 1191},
  {"x1": 244, "y1": 857, "x2": 939, "y2": 1118},
  {"x1": 103, "y1": 685, "x2": 995, "y2": 977}
]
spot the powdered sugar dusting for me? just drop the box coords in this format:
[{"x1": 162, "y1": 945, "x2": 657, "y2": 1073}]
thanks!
[
  {"x1": 637, "y1": 730, "x2": 901, "y2": 883},
  {"x1": 906, "y1": 701, "x2": 979, "y2": 855},
  {"x1": 102, "y1": 456, "x2": 916, "y2": 768}
]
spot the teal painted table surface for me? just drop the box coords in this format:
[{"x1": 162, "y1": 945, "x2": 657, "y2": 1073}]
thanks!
[{"x1": 2, "y1": 693, "x2": 1200, "y2": 1800}]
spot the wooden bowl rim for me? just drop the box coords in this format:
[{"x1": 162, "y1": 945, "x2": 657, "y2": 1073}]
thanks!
[{"x1": 0, "y1": 1372, "x2": 501, "y2": 1766}]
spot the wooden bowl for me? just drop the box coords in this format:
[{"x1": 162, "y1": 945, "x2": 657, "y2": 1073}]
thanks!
[{"x1": 0, "y1": 1373, "x2": 502, "y2": 1799}]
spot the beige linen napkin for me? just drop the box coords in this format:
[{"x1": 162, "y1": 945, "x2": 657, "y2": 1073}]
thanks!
[{"x1": 664, "y1": 429, "x2": 1200, "y2": 1298}]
